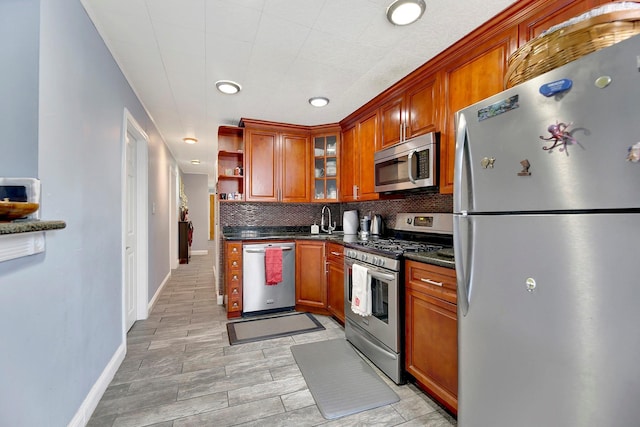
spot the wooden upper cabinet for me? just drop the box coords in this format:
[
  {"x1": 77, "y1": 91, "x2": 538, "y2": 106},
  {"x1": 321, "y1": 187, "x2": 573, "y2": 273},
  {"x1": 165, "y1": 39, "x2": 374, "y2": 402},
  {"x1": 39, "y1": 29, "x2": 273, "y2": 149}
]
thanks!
[
  {"x1": 311, "y1": 128, "x2": 340, "y2": 202},
  {"x1": 379, "y1": 95, "x2": 404, "y2": 149},
  {"x1": 281, "y1": 132, "x2": 311, "y2": 202},
  {"x1": 243, "y1": 120, "x2": 311, "y2": 202},
  {"x1": 340, "y1": 126, "x2": 357, "y2": 202},
  {"x1": 439, "y1": 27, "x2": 518, "y2": 194},
  {"x1": 379, "y1": 76, "x2": 439, "y2": 150},
  {"x1": 245, "y1": 129, "x2": 278, "y2": 201},
  {"x1": 405, "y1": 75, "x2": 439, "y2": 140},
  {"x1": 340, "y1": 113, "x2": 378, "y2": 202},
  {"x1": 518, "y1": 0, "x2": 608, "y2": 44},
  {"x1": 356, "y1": 111, "x2": 379, "y2": 201}
]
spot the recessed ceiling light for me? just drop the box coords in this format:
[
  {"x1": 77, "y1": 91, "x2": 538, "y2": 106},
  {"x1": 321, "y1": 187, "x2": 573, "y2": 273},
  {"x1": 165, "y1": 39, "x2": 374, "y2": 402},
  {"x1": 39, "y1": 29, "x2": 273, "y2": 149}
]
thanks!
[
  {"x1": 215, "y1": 80, "x2": 242, "y2": 95},
  {"x1": 386, "y1": 0, "x2": 426, "y2": 26},
  {"x1": 191, "y1": 159, "x2": 201, "y2": 164},
  {"x1": 309, "y1": 97, "x2": 330, "y2": 107},
  {"x1": 183, "y1": 137, "x2": 198, "y2": 144}
]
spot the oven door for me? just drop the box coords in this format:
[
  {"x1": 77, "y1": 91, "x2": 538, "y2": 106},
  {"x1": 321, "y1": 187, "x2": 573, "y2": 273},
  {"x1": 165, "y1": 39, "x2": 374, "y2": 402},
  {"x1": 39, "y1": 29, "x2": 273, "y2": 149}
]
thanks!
[{"x1": 344, "y1": 257, "x2": 400, "y2": 352}]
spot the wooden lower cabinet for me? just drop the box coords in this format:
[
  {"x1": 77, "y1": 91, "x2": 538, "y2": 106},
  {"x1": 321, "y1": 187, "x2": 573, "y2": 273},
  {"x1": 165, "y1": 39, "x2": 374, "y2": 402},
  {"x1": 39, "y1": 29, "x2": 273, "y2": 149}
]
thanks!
[
  {"x1": 224, "y1": 242, "x2": 243, "y2": 318},
  {"x1": 295, "y1": 240, "x2": 327, "y2": 311},
  {"x1": 326, "y1": 242, "x2": 345, "y2": 323},
  {"x1": 405, "y1": 260, "x2": 458, "y2": 414}
]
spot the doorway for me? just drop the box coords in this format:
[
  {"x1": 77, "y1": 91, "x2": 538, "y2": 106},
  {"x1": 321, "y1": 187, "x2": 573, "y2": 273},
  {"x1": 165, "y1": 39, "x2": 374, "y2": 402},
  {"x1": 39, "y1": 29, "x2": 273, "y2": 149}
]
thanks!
[{"x1": 122, "y1": 108, "x2": 149, "y2": 336}]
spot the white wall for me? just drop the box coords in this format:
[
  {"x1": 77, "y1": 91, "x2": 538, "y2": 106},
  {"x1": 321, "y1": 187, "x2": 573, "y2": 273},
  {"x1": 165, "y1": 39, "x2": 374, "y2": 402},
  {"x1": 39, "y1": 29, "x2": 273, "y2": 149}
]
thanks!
[
  {"x1": 0, "y1": 0, "x2": 177, "y2": 424},
  {"x1": 0, "y1": 0, "x2": 39, "y2": 177}
]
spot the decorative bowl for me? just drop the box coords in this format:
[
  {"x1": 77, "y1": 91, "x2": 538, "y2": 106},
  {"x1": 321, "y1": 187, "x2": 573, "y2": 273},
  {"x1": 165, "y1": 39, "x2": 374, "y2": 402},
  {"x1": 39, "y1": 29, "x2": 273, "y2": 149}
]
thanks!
[{"x1": 0, "y1": 199, "x2": 39, "y2": 222}]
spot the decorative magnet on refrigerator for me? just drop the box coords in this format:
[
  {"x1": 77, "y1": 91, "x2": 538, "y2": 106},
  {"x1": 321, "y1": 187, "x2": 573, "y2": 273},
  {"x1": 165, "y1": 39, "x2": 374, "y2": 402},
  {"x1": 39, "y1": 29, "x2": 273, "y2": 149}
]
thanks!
[
  {"x1": 627, "y1": 142, "x2": 640, "y2": 162},
  {"x1": 539, "y1": 122, "x2": 578, "y2": 153}
]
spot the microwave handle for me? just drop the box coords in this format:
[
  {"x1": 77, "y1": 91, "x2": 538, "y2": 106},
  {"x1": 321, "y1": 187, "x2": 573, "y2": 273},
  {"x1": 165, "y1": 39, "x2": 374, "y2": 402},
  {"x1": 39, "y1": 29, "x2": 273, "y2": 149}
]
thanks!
[{"x1": 407, "y1": 150, "x2": 417, "y2": 184}]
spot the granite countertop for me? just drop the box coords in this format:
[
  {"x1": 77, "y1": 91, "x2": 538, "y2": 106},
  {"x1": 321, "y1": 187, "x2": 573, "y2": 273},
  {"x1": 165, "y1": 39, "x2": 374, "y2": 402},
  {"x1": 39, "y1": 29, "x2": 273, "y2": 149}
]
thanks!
[
  {"x1": 0, "y1": 220, "x2": 67, "y2": 235},
  {"x1": 404, "y1": 247, "x2": 455, "y2": 270},
  {"x1": 223, "y1": 229, "x2": 353, "y2": 243},
  {"x1": 223, "y1": 226, "x2": 455, "y2": 269}
]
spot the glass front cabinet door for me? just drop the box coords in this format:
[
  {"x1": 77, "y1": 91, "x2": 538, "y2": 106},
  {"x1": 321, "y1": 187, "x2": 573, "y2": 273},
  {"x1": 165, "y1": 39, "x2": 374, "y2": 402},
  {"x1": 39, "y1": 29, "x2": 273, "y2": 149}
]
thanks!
[{"x1": 312, "y1": 133, "x2": 339, "y2": 201}]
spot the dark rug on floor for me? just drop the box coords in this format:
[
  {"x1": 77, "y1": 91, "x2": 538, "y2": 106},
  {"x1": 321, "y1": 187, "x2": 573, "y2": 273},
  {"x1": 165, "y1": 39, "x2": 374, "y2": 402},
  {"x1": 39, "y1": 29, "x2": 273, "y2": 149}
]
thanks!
[
  {"x1": 291, "y1": 338, "x2": 400, "y2": 420},
  {"x1": 226, "y1": 312, "x2": 325, "y2": 345}
]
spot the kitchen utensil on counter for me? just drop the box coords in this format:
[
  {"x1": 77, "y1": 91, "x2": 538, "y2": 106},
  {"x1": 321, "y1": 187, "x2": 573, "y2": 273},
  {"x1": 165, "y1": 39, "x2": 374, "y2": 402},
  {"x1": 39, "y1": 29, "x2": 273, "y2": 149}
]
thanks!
[
  {"x1": 359, "y1": 216, "x2": 371, "y2": 232},
  {"x1": 371, "y1": 214, "x2": 384, "y2": 235},
  {"x1": 343, "y1": 210, "x2": 358, "y2": 234},
  {"x1": 359, "y1": 216, "x2": 371, "y2": 240}
]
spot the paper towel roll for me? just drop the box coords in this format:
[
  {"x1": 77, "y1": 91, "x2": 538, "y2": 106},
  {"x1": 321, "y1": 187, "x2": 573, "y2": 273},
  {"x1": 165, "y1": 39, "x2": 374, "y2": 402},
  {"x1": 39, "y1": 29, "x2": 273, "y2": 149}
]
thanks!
[{"x1": 343, "y1": 210, "x2": 358, "y2": 235}]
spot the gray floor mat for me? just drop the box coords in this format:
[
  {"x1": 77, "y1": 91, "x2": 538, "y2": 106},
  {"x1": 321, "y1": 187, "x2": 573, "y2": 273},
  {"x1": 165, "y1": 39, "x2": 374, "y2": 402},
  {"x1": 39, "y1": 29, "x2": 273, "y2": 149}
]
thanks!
[
  {"x1": 227, "y1": 312, "x2": 324, "y2": 345},
  {"x1": 291, "y1": 338, "x2": 400, "y2": 420}
]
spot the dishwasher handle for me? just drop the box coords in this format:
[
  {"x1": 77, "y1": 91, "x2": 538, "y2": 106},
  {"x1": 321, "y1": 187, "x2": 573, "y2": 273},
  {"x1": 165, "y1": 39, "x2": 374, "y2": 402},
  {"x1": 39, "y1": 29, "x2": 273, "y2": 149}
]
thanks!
[{"x1": 245, "y1": 247, "x2": 293, "y2": 254}]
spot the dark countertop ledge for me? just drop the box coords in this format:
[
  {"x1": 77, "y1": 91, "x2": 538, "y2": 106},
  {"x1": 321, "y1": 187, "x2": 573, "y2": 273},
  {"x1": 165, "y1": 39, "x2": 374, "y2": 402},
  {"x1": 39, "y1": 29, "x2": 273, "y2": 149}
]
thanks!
[
  {"x1": 223, "y1": 227, "x2": 455, "y2": 270},
  {"x1": 404, "y1": 251, "x2": 455, "y2": 270},
  {"x1": 0, "y1": 220, "x2": 67, "y2": 235}
]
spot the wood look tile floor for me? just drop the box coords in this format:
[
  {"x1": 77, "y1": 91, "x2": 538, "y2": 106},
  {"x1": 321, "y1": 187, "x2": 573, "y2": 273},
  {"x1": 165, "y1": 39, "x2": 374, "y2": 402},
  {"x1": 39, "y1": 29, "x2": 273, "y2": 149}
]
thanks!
[{"x1": 88, "y1": 247, "x2": 457, "y2": 427}]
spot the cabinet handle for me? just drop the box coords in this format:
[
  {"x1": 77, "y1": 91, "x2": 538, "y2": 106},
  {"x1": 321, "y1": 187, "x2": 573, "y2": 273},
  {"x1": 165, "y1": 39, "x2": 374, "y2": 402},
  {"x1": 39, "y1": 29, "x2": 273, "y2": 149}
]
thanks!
[
  {"x1": 232, "y1": 302, "x2": 238, "y2": 308},
  {"x1": 330, "y1": 251, "x2": 342, "y2": 256},
  {"x1": 232, "y1": 247, "x2": 238, "y2": 253},
  {"x1": 232, "y1": 274, "x2": 238, "y2": 281},
  {"x1": 420, "y1": 278, "x2": 443, "y2": 287},
  {"x1": 232, "y1": 261, "x2": 238, "y2": 267},
  {"x1": 232, "y1": 288, "x2": 238, "y2": 294}
]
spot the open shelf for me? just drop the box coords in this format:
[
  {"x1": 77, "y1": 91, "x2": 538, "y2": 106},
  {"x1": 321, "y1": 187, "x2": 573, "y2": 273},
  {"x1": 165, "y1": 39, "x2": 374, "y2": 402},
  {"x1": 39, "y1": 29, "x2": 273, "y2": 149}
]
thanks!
[{"x1": 218, "y1": 126, "x2": 245, "y2": 201}]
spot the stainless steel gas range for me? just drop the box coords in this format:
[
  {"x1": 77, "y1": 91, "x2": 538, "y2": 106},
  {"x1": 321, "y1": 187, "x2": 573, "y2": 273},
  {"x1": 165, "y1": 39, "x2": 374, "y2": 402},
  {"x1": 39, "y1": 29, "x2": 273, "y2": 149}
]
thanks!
[{"x1": 343, "y1": 213, "x2": 453, "y2": 384}]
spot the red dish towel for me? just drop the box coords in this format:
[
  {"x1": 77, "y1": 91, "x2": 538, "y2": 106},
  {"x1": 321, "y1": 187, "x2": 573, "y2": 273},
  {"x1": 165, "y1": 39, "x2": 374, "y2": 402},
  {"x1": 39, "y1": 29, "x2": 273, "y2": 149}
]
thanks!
[{"x1": 265, "y1": 247, "x2": 283, "y2": 285}]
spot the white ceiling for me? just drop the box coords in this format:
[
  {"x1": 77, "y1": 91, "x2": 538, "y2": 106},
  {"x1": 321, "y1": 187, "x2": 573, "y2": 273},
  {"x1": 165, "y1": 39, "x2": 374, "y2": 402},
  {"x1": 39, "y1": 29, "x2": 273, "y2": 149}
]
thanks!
[{"x1": 80, "y1": 0, "x2": 518, "y2": 187}]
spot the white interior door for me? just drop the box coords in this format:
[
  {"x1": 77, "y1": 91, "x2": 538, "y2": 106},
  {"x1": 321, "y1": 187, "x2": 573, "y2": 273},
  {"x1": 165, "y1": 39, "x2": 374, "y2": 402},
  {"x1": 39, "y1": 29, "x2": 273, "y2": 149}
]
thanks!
[{"x1": 125, "y1": 131, "x2": 137, "y2": 331}]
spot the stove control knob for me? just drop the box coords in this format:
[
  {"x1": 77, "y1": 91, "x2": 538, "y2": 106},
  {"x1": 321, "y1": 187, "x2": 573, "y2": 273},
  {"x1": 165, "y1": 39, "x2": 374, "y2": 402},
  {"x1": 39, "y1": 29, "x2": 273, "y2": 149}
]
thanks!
[
  {"x1": 362, "y1": 254, "x2": 368, "y2": 262},
  {"x1": 371, "y1": 256, "x2": 378, "y2": 265},
  {"x1": 378, "y1": 258, "x2": 385, "y2": 267}
]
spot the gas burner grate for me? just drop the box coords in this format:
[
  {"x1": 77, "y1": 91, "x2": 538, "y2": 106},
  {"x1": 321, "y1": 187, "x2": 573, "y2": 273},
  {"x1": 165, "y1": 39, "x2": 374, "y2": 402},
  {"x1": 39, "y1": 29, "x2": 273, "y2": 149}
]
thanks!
[{"x1": 353, "y1": 239, "x2": 442, "y2": 255}]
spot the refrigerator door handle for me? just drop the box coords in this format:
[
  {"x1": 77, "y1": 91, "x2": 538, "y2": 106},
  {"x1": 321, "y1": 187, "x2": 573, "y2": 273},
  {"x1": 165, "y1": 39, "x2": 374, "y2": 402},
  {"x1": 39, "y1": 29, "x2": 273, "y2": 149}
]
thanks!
[
  {"x1": 454, "y1": 112, "x2": 471, "y2": 213},
  {"x1": 454, "y1": 214, "x2": 471, "y2": 316}
]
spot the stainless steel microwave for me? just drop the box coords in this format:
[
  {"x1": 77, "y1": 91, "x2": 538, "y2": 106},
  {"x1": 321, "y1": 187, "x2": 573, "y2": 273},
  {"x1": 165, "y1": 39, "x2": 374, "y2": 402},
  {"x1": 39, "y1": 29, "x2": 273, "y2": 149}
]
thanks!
[{"x1": 374, "y1": 132, "x2": 439, "y2": 193}]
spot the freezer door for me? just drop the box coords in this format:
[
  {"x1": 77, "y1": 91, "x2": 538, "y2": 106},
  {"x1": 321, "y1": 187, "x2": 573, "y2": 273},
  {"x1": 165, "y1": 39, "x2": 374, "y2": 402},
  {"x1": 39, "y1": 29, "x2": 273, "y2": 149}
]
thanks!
[
  {"x1": 457, "y1": 213, "x2": 640, "y2": 427},
  {"x1": 455, "y1": 34, "x2": 640, "y2": 213}
]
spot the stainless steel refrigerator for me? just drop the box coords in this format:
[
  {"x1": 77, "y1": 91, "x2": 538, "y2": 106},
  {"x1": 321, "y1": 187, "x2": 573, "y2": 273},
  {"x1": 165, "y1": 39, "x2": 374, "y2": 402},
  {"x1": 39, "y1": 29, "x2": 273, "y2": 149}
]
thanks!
[{"x1": 453, "y1": 34, "x2": 640, "y2": 427}]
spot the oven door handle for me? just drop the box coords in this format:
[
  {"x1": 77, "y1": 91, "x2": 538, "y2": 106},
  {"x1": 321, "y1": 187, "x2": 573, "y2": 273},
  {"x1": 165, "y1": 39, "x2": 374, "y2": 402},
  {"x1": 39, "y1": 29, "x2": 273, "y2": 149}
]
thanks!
[{"x1": 368, "y1": 269, "x2": 396, "y2": 282}]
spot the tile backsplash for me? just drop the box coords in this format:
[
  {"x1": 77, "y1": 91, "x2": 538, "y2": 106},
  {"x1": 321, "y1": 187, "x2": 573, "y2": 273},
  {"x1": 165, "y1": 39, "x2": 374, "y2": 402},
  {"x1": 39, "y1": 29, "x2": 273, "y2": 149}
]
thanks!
[
  {"x1": 218, "y1": 192, "x2": 452, "y2": 296},
  {"x1": 219, "y1": 192, "x2": 452, "y2": 230}
]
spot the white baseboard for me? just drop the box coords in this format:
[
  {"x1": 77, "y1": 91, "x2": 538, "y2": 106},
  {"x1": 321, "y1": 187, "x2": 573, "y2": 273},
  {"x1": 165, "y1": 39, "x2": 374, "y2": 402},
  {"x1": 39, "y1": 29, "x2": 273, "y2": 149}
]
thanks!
[
  {"x1": 191, "y1": 249, "x2": 208, "y2": 256},
  {"x1": 148, "y1": 270, "x2": 171, "y2": 313},
  {"x1": 67, "y1": 341, "x2": 126, "y2": 427}
]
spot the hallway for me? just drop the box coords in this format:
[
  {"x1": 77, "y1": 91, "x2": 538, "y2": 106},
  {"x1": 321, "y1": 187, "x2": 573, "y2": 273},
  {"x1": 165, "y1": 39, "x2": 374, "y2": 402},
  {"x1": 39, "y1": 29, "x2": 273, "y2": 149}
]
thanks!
[{"x1": 87, "y1": 250, "x2": 456, "y2": 426}]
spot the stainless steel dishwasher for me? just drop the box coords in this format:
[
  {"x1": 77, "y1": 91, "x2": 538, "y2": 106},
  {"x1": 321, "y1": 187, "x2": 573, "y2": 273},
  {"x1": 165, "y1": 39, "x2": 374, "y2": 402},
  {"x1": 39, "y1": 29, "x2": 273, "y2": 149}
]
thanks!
[{"x1": 242, "y1": 242, "x2": 296, "y2": 315}]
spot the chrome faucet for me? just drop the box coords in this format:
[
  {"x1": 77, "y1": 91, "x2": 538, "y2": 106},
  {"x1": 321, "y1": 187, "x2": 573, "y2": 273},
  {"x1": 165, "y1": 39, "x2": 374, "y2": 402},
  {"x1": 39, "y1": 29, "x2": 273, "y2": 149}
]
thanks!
[{"x1": 320, "y1": 205, "x2": 336, "y2": 234}]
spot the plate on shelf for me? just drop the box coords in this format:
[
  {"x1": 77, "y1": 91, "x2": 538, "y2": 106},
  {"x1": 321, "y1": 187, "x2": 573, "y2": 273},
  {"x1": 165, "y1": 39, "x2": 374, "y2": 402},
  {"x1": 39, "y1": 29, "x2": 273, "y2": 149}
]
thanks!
[{"x1": 0, "y1": 200, "x2": 39, "y2": 222}]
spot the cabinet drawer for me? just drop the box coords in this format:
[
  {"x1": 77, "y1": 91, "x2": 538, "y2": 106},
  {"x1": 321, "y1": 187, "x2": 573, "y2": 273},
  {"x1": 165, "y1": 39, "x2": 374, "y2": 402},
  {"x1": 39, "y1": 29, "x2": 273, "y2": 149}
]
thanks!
[
  {"x1": 405, "y1": 260, "x2": 456, "y2": 304},
  {"x1": 226, "y1": 243, "x2": 242, "y2": 261},
  {"x1": 326, "y1": 243, "x2": 344, "y2": 263},
  {"x1": 226, "y1": 269, "x2": 242, "y2": 285},
  {"x1": 228, "y1": 296, "x2": 242, "y2": 312}
]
